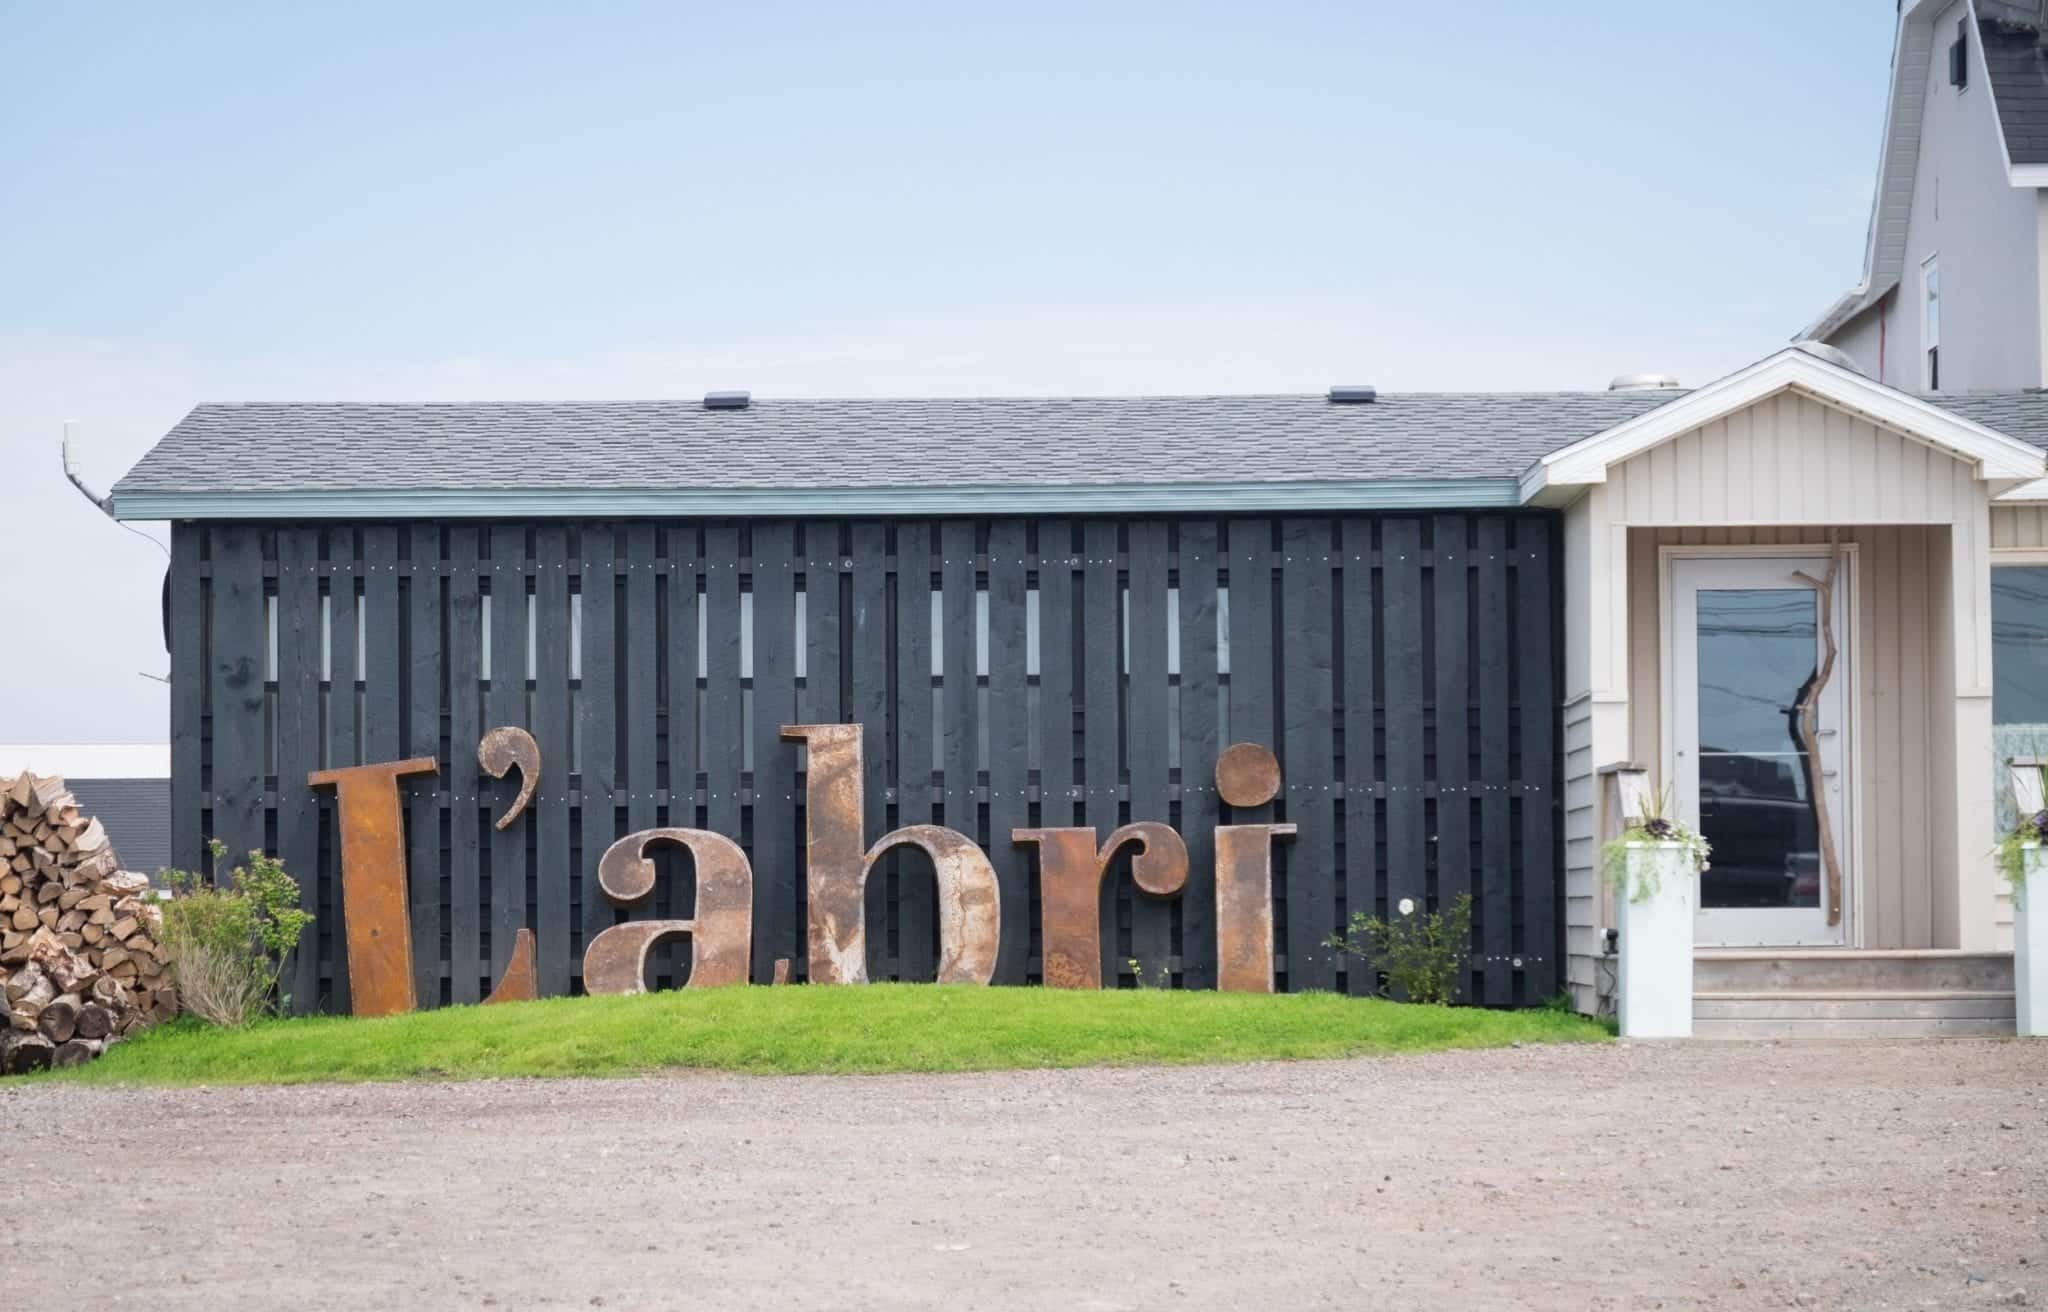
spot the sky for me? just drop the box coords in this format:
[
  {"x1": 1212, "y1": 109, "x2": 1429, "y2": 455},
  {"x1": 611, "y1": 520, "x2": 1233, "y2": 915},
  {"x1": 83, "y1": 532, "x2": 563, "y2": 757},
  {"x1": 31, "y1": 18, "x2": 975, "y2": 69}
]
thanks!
[{"x1": 0, "y1": 0, "x2": 1896, "y2": 743}]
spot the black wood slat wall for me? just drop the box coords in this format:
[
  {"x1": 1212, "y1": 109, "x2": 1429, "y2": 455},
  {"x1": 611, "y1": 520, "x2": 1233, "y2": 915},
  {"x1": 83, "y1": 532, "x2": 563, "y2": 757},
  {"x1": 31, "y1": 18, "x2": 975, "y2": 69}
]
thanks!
[{"x1": 166, "y1": 512, "x2": 1561, "y2": 1011}]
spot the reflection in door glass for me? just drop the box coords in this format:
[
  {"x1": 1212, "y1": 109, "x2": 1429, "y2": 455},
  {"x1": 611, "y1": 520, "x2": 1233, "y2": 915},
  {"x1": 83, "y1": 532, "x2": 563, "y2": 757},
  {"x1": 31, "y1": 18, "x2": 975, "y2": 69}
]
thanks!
[{"x1": 1696, "y1": 589, "x2": 1822, "y2": 910}]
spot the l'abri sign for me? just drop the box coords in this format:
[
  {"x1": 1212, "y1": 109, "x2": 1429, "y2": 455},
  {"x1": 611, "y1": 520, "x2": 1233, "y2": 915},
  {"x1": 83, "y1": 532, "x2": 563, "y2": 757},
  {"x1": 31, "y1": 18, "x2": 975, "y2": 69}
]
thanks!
[{"x1": 308, "y1": 724, "x2": 1297, "y2": 1017}]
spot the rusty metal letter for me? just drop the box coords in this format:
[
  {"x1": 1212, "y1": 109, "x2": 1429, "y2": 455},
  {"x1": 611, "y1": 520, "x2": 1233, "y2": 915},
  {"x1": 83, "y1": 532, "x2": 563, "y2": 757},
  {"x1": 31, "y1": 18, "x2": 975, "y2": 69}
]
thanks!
[
  {"x1": 1215, "y1": 823, "x2": 1296, "y2": 993},
  {"x1": 478, "y1": 726, "x2": 541, "y2": 831},
  {"x1": 483, "y1": 928, "x2": 538, "y2": 1005},
  {"x1": 1014, "y1": 822, "x2": 1189, "y2": 989},
  {"x1": 307, "y1": 757, "x2": 439, "y2": 1018},
  {"x1": 581, "y1": 828, "x2": 754, "y2": 993},
  {"x1": 1215, "y1": 742, "x2": 1283, "y2": 809},
  {"x1": 864, "y1": 826, "x2": 1001, "y2": 985},
  {"x1": 782, "y1": 724, "x2": 868, "y2": 984}
]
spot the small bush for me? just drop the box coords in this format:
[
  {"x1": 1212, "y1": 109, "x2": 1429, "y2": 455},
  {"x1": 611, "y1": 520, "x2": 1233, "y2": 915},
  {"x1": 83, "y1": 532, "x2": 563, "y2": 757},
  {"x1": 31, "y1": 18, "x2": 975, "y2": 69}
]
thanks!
[
  {"x1": 1324, "y1": 893, "x2": 1474, "y2": 1006},
  {"x1": 159, "y1": 840, "x2": 312, "y2": 1027}
]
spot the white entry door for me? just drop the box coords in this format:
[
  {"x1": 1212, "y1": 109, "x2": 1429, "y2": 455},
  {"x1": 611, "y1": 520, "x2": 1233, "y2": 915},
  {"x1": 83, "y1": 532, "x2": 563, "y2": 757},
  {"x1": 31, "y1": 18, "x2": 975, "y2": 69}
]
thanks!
[{"x1": 1669, "y1": 555, "x2": 1850, "y2": 947}]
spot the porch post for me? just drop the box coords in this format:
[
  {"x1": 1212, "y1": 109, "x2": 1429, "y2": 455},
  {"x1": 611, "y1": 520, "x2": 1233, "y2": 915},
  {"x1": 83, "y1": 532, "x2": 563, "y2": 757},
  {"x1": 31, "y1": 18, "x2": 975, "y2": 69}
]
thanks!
[
  {"x1": 1563, "y1": 487, "x2": 1636, "y2": 1014},
  {"x1": 1947, "y1": 501, "x2": 1999, "y2": 950}
]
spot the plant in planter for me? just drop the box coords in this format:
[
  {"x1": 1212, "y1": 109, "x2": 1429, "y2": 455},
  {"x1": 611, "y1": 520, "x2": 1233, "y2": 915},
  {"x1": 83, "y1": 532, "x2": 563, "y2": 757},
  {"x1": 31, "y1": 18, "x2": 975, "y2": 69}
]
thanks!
[
  {"x1": 1601, "y1": 786, "x2": 1712, "y2": 902},
  {"x1": 2000, "y1": 809, "x2": 2047, "y2": 1037},
  {"x1": 1995, "y1": 808, "x2": 2043, "y2": 908},
  {"x1": 1601, "y1": 786, "x2": 1709, "y2": 1039}
]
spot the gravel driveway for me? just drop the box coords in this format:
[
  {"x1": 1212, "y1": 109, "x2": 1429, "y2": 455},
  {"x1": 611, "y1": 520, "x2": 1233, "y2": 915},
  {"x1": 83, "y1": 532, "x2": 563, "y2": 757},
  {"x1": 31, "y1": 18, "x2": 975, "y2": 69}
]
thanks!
[{"x1": 4, "y1": 1040, "x2": 2044, "y2": 1309}]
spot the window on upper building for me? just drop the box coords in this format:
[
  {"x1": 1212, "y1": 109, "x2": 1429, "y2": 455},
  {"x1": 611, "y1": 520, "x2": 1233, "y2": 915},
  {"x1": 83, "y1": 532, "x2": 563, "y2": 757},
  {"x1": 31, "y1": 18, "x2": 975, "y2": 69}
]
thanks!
[
  {"x1": 1922, "y1": 255, "x2": 1941, "y2": 391},
  {"x1": 1950, "y1": 17, "x2": 1969, "y2": 90}
]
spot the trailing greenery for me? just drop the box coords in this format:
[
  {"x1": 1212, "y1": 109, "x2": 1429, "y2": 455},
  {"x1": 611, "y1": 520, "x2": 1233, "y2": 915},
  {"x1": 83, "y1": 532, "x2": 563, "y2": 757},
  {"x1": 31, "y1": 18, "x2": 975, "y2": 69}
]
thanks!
[
  {"x1": 1996, "y1": 807, "x2": 2046, "y2": 905},
  {"x1": 1323, "y1": 893, "x2": 1474, "y2": 1005},
  {"x1": 158, "y1": 840, "x2": 313, "y2": 1027},
  {"x1": 32, "y1": 984, "x2": 1606, "y2": 1086},
  {"x1": 1601, "y1": 785, "x2": 1711, "y2": 904}
]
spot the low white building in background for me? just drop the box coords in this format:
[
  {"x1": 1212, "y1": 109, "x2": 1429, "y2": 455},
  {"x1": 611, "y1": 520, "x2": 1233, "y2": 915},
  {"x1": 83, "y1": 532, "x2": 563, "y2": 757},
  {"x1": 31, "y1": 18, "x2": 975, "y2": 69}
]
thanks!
[{"x1": 0, "y1": 745, "x2": 170, "y2": 876}]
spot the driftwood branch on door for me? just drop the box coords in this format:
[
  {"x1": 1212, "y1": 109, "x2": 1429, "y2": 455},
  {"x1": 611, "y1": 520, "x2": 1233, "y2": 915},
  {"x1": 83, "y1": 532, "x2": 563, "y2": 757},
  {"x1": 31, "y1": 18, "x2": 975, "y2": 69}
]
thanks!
[{"x1": 1792, "y1": 553, "x2": 1844, "y2": 927}]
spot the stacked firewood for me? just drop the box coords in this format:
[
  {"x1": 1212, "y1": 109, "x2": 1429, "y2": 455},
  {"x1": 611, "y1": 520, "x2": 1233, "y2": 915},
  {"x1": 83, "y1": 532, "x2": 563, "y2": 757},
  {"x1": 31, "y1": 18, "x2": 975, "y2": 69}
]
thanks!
[{"x1": 0, "y1": 773, "x2": 177, "y2": 1074}]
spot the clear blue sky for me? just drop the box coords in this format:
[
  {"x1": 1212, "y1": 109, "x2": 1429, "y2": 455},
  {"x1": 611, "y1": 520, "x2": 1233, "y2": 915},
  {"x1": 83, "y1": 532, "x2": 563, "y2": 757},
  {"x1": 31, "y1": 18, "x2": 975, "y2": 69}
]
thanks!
[{"x1": 0, "y1": 0, "x2": 1895, "y2": 740}]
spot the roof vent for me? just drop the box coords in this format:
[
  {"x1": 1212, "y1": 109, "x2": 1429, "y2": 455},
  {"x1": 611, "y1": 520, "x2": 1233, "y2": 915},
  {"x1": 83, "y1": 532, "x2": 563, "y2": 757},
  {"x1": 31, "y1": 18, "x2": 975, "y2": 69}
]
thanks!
[
  {"x1": 1607, "y1": 373, "x2": 1683, "y2": 392},
  {"x1": 1327, "y1": 385, "x2": 1376, "y2": 404},
  {"x1": 703, "y1": 390, "x2": 751, "y2": 410}
]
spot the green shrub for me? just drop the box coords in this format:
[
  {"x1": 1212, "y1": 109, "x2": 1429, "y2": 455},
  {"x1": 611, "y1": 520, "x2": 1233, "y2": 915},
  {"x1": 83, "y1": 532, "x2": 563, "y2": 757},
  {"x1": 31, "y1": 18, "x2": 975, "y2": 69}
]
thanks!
[
  {"x1": 1324, "y1": 893, "x2": 1474, "y2": 1006},
  {"x1": 159, "y1": 840, "x2": 312, "y2": 1027}
]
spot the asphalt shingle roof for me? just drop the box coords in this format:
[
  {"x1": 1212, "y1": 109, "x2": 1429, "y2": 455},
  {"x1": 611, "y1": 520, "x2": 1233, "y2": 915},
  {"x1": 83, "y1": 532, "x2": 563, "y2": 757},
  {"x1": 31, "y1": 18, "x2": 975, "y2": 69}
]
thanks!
[
  {"x1": 111, "y1": 392, "x2": 1685, "y2": 495},
  {"x1": 109, "y1": 388, "x2": 2048, "y2": 504},
  {"x1": 1982, "y1": 10, "x2": 2048, "y2": 167}
]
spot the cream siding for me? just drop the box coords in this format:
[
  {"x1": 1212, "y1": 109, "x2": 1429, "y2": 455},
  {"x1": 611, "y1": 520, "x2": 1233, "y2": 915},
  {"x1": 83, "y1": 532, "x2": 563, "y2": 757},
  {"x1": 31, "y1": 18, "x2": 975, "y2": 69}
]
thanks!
[
  {"x1": 1560, "y1": 386, "x2": 2005, "y2": 1012},
  {"x1": 1991, "y1": 503, "x2": 2048, "y2": 548}
]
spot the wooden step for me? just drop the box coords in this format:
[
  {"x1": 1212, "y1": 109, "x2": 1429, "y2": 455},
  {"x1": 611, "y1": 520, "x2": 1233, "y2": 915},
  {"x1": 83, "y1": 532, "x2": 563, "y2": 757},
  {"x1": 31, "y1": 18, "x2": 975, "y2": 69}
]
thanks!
[
  {"x1": 1694, "y1": 991, "x2": 2016, "y2": 1021},
  {"x1": 1693, "y1": 949, "x2": 2013, "y2": 995},
  {"x1": 1692, "y1": 1015, "x2": 2017, "y2": 1039}
]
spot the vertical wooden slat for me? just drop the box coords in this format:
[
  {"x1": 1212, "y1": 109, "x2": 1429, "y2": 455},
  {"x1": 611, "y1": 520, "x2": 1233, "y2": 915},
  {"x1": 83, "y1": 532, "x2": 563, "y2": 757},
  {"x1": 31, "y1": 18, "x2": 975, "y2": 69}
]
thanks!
[
  {"x1": 800, "y1": 526, "x2": 843, "y2": 725},
  {"x1": 701, "y1": 524, "x2": 745, "y2": 973},
  {"x1": 666, "y1": 527, "x2": 702, "y2": 831},
  {"x1": 1037, "y1": 521, "x2": 1079, "y2": 831},
  {"x1": 1176, "y1": 520, "x2": 1221, "y2": 989},
  {"x1": 1125, "y1": 520, "x2": 1173, "y2": 981},
  {"x1": 1081, "y1": 520, "x2": 1122, "y2": 982},
  {"x1": 533, "y1": 524, "x2": 574, "y2": 995},
  {"x1": 986, "y1": 520, "x2": 1031, "y2": 984},
  {"x1": 364, "y1": 523, "x2": 408, "y2": 1005},
  {"x1": 1227, "y1": 519, "x2": 1276, "y2": 979},
  {"x1": 750, "y1": 522, "x2": 799, "y2": 984},
  {"x1": 1433, "y1": 514, "x2": 1474, "y2": 997},
  {"x1": 209, "y1": 524, "x2": 267, "y2": 867},
  {"x1": 403, "y1": 523, "x2": 444, "y2": 1006},
  {"x1": 620, "y1": 524, "x2": 660, "y2": 983},
  {"x1": 893, "y1": 522, "x2": 936, "y2": 980},
  {"x1": 485, "y1": 525, "x2": 527, "y2": 986},
  {"x1": 848, "y1": 524, "x2": 891, "y2": 979},
  {"x1": 1382, "y1": 517, "x2": 1428, "y2": 981},
  {"x1": 326, "y1": 530, "x2": 360, "y2": 1012},
  {"x1": 796, "y1": 526, "x2": 843, "y2": 982},
  {"x1": 169, "y1": 525, "x2": 205, "y2": 876},
  {"x1": 579, "y1": 524, "x2": 620, "y2": 983},
  {"x1": 939, "y1": 522, "x2": 979, "y2": 946},
  {"x1": 1339, "y1": 516, "x2": 1380, "y2": 995},
  {"x1": 1516, "y1": 514, "x2": 1559, "y2": 1002},
  {"x1": 361, "y1": 527, "x2": 402, "y2": 765},
  {"x1": 1279, "y1": 516, "x2": 1336, "y2": 990},
  {"x1": 1476, "y1": 516, "x2": 1513, "y2": 1004},
  {"x1": 446, "y1": 527, "x2": 484, "y2": 1003},
  {"x1": 275, "y1": 528, "x2": 323, "y2": 1013}
]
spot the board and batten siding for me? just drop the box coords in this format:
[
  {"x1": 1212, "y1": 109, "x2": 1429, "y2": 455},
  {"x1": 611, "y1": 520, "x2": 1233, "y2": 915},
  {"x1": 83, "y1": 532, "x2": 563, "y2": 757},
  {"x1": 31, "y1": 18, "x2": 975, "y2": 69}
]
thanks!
[
  {"x1": 166, "y1": 513, "x2": 1566, "y2": 1013},
  {"x1": 1562, "y1": 388, "x2": 2002, "y2": 1013}
]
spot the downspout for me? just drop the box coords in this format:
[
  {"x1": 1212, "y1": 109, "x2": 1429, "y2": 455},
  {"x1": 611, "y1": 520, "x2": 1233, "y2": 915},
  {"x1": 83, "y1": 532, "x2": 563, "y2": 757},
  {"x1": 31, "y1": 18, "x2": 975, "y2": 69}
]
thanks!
[{"x1": 60, "y1": 420, "x2": 116, "y2": 519}]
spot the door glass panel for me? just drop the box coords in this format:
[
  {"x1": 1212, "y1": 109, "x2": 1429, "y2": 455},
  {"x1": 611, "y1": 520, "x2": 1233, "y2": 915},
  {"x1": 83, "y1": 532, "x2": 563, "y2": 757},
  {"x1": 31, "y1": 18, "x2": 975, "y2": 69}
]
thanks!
[{"x1": 1695, "y1": 588, "x2": 1823, "y2": 911}]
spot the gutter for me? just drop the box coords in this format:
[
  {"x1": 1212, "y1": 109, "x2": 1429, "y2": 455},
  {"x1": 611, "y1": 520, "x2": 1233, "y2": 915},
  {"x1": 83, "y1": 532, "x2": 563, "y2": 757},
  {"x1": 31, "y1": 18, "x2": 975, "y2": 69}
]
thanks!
[{"x1": 110, "y1": 477, "x2": 1528, "y2": 521}]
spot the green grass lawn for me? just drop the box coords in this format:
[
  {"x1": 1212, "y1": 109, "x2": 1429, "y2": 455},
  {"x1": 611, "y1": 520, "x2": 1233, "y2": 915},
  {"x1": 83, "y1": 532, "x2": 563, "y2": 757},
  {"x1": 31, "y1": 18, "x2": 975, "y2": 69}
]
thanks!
[{"x1": 36, "y1": 985, "x2": 1607, "y2": 1087}]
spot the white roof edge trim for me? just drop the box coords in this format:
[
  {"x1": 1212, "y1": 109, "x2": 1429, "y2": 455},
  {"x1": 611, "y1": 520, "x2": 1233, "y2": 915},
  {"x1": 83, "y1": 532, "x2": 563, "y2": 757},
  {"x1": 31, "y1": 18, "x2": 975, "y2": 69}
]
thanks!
[
  {"x1": 1799, "y1": 1, "x2": 1939, "y2": 342},
  {"x1": 2011, "y1": 164, "x2": 2048, "y2": 187},
  {"x1": 1520, "y1": 347, "x2": 2048, "y2": 502},
  {"x1": 1997, "y1": 477, "x2": 2048, "y2": 502}
]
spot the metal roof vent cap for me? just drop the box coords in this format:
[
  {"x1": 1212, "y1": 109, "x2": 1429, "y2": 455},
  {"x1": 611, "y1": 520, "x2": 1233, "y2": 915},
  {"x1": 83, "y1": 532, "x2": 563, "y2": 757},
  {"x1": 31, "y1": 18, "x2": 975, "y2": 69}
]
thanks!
[
  {"x1": 1607, "y1": 372, "x2": 1683, "y2": 392},
  {"x1": 1327, "y1": 385, "x2": 1376, "y2": 404},
  {"x1": 703, "y1": 390, "x2": 751, "y2": 410}
]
